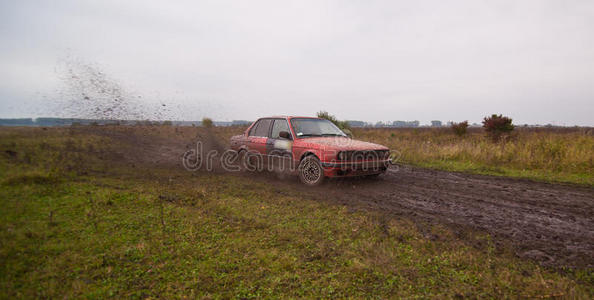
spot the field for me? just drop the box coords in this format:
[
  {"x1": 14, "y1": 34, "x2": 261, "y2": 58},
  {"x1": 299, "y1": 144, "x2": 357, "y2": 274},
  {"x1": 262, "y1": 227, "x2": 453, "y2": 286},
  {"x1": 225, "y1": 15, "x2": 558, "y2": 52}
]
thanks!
[
  {"x1": 354, "y1": 127, "x2": 594, "y2": 186},
  {"x1": 0, "y1": 125, "x2": 593, "y2": 298}
]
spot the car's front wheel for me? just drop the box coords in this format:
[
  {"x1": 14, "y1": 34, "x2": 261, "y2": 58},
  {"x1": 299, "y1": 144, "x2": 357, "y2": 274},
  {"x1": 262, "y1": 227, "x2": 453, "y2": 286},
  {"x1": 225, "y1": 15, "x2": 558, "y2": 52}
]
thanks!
[{"x1": 298, "y1": 156, "x2": 325, "y2": 186}]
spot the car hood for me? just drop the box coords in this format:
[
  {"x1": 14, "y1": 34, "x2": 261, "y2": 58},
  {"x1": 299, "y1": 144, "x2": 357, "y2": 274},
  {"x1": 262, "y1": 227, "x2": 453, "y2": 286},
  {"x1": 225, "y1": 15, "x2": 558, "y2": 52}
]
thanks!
[{"x1": 297, "y1": 137, "x2": 388, "y2": 151}]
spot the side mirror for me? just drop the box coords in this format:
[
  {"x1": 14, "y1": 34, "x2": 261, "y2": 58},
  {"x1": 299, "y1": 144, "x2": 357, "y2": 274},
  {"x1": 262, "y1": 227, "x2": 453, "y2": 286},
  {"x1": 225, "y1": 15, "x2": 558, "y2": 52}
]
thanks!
[{"x1": 279, "y1": 131, "x2": 292, "y2": 139}]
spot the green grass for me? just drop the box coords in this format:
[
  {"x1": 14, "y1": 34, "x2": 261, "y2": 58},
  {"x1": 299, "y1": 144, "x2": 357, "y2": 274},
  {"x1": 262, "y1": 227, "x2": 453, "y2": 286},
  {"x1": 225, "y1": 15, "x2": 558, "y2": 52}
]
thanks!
[{"x1": 0, "y1": 127, "x2": 592, "y2": 298}]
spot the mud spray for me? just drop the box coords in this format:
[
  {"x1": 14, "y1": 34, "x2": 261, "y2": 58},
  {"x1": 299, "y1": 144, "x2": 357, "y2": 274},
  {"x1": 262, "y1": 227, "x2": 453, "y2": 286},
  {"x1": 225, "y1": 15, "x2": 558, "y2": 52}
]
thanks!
[
  {"x1": 55, "y1": 57, "x2": 172, "y2": 121},
  {"x1": 54, "y1": 56, "x2": 228, "y2": 169}
]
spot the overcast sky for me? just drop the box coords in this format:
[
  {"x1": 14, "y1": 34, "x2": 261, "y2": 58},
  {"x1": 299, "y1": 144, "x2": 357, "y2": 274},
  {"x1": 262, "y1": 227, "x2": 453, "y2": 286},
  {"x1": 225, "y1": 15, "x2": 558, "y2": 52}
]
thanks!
[{"x1": 1, "y1": 0, "x2": 593, "y2": 125}]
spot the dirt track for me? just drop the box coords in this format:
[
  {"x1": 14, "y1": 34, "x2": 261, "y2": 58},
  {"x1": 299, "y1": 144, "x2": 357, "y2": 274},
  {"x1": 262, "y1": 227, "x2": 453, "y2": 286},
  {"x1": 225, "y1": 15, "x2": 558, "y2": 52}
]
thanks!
[
  {"x1": 102, "y1": 127, "x2": 594, "y2": 269},
  {"x1": 307, "y1": 165, "x2": 594, "y2": 269}
]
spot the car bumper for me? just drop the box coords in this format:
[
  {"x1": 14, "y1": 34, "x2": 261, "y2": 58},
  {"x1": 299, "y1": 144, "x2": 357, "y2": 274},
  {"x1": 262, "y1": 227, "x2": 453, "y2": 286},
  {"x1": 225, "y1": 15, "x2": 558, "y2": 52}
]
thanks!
[{"x1": 321, "y1": 159, "x2": 391, "y2": 177}]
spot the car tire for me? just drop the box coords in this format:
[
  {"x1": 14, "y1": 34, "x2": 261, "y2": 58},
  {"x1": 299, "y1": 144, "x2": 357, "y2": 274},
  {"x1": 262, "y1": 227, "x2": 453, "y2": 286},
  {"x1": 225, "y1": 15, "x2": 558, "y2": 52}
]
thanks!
[
  {"x1": 298, "y1": 156, "x2": 325, "y2": 186},
  {"x1": 238, "y1": 150, "x2": 255, "y2": 171},
  {"x1": 238, "y1": 150, "x2": 257, "y2": 172},
  {"x1": 236, "y1": 150, "x2": 246, "y2": 171}
]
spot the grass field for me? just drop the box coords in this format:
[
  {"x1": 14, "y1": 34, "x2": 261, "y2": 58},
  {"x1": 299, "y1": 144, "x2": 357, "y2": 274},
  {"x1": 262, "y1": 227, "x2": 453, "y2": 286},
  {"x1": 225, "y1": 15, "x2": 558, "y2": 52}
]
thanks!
[
  {"x1": 354, "y1": 127, "x2": 594, "y2": 186},
  {"x1": 0, "y1": 126, "x2": 592, "y2": 298}
]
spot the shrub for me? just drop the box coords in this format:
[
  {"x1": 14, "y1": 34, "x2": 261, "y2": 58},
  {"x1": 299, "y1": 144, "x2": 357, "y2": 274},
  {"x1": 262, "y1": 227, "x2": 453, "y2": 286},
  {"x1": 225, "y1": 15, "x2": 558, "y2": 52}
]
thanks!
[
  {"x1": 202, "y1": 117, "x2": 213, "y2": 128},
  {"x1": 483, "y1": 114, "x2": 514, "y2": 141},
  {"x1": 451, "y1": 121, "x2": 469, "y2": 136}
]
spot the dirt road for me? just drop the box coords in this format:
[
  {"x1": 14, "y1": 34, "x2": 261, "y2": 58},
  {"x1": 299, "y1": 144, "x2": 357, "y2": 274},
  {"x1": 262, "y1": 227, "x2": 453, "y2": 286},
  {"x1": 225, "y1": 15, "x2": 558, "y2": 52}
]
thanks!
[
  {"x1": 295, "y1": 165, "x2": 593, "y2": 269},
  {"x1": 104, "y1": 127, "x2": 594, "y2": 269}
]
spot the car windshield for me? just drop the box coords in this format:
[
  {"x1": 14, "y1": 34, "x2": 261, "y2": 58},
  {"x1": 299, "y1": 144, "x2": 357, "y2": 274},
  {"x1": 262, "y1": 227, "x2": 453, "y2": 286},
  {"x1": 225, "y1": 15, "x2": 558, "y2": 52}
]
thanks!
[{"x1": 290, "y1": 118, "x2": 346, "y2": 138}]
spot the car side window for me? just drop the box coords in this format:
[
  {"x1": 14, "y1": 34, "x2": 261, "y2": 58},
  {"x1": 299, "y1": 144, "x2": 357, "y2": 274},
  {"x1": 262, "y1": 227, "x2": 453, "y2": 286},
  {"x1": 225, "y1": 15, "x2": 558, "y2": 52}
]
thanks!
[
  {"x1": 271, "y1": 119, "x2": 290, "y2": 139},
  {"x1": 254, "y1": 119, "x2": 272, "y2": 137},
  {"x1": 248, "y1": 120, "x2": 261, "y2": 136}
]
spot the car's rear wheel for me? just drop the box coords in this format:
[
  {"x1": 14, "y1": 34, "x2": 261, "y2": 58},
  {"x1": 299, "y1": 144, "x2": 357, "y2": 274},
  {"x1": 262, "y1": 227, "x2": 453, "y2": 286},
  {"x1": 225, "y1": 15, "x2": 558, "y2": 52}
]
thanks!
[
  {"x1": 236, "y1": 150, "x2": 247, "y2": 171},
  {"x1": 238, "y1": 150, "x2": 259, "y2": 171},
  {"x1": 298, "y1": 156, "x2": 325, "y2": 186}
]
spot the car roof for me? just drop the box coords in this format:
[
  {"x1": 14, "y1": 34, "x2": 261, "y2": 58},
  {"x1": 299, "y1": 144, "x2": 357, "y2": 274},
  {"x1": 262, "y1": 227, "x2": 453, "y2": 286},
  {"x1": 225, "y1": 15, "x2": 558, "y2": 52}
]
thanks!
[{"x1": 260, "y1": 116, "x2": 319, "y2": 120}]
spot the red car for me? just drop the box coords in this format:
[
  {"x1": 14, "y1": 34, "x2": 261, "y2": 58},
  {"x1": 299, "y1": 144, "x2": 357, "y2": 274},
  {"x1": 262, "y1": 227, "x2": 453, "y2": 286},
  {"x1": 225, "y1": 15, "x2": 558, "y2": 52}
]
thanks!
[{"x1": 230, "y1": 116, "x2": 391, "y2": 185}]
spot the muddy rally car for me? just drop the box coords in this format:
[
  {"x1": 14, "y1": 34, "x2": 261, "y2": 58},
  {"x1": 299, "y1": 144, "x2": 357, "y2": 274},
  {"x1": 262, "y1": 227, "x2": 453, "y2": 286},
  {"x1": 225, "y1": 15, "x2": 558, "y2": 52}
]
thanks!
[{"x1": 230, "y1": 116, "x2": 391, "y2": 185}]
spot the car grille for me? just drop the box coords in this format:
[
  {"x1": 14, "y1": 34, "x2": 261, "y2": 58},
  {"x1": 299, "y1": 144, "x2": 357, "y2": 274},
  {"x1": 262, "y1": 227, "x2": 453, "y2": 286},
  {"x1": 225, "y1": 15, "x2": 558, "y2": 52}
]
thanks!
[{"x1": 342, "y1": 150, "x2": 389, "y2": 161}]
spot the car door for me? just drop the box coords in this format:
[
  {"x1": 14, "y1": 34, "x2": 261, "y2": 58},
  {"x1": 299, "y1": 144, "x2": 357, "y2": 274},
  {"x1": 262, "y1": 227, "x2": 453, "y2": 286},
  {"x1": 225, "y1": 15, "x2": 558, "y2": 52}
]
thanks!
[
  {"x1": 266, "y1": 118, "x2": 294, "y2": 170},
  {"x1": 247, "y1": 119, "x2": 272, "y2": 156}
]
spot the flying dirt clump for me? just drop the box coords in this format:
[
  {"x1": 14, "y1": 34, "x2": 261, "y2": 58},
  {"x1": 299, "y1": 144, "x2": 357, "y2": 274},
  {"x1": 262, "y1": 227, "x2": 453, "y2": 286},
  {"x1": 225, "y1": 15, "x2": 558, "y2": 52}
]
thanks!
[{"x1": 55, "y1": 57, "x2": 172, "y2": 121}]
